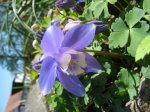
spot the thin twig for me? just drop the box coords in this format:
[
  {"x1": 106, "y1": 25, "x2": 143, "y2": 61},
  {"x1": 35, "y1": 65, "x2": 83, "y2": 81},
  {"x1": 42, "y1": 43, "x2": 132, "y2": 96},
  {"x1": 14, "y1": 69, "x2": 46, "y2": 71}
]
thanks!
[
  {"x1": 123, "y1": 0, "x2": 130, "y2": 6},
  {"x1": 13, "y1": 86, "x2": 31, "y2": 89},
  {"x1": 83, "y1": 49, "x2": 130, "y2": 58},
  {"x1": 113, "y1": 4, "x2": 123, "y2": 13},
  {"x1": 118, "y1": 1, "x2": 125, "y2": 11}
]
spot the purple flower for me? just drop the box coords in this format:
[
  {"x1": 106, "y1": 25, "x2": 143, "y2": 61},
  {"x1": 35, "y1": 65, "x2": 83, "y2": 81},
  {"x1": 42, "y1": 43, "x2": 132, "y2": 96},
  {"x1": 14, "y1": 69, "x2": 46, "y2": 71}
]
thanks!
[
  {"x1": 38, "y1": 23, "x2": 101, "y2": 96},
  {"x1": 35, "y1": 19, "x2": 60, "y2": 40}
]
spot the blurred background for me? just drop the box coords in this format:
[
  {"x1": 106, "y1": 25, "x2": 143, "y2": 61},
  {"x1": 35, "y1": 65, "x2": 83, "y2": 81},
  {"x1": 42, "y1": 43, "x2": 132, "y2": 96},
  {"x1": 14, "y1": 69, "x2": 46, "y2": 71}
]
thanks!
[{"x1": 0, "y1": 0, "x2": 55, "y2": 111}]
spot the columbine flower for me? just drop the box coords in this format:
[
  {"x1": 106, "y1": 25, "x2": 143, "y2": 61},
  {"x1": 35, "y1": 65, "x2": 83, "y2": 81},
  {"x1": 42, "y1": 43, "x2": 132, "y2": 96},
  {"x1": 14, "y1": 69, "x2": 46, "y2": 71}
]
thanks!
[
  {"x1": 38, "y1": 23, "x2": 101, "y2": 96},
  {"x1": 35, "y1": 19, "x2": 60, "y2": 40}
]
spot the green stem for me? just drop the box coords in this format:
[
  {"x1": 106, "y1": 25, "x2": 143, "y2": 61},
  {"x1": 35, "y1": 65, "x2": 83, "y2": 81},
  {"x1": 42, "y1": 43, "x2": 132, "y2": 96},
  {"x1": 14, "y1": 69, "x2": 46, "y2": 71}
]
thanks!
[
  {"x1": 0, "y1": 20, "x2": 5, "y2": 39},
  {"x1": 0, "y1": 55, "x2": 28, "y2": 59},
  {"x1": 12, "y1": 0, "x2": 36, "y2": 38},
  {"x1": 12, "y1": 23, "x2": 32, "y2": 38},
  {"x1": 32, "y1": 0, "x2": 40, "y2": 23},
  {"x1": 118, "y1": 1, "x2": 125, "y2": 11},
  {"x1": 123, "y1": 0, "x2": 130, "y2": 6},
  {"x1": 13, "y1": 86, "x2": 31, "y2": 89},
  {"x1": 83, "y1": 49, "x2": 130, "y2": 58},
  {"x1": 113, "y1": 4, "x2": 123, "y2": 13}
]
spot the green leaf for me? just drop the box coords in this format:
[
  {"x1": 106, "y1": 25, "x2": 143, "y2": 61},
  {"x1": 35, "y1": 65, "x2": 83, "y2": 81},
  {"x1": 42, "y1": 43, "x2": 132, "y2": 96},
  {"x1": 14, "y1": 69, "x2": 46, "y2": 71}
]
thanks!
[
  {"x1": 86, "y1": 40, "x2": 102, "y2": 55},
  {"x1": 83, "y1": 0, "x2": 117, "y2": 19},
  {"x1": 125, "y1": 7, "x2": 145, "y2": 28},
  {"x1": 143, "y1": 0, "x2": 150, "y2": 13},
  {"x1": 127, "y1": 21, "x2": 149, "y2": 56},
  {"x1": 92, "y1": 40, "x2": 102, "y2": 50},
  {"x1": 54, "y1": 81, "x2": 63, "y2": 96},
  {"x1": 109, "y1": 31, "x2": 129, "y2": 48},
  {"x1": 82, "y1": 1, "x2": 95, "y2": 19},
  {"x1": 109, "y1": 18, "x2": 129, "y2": 48},
  {"x1": 144, "y1": 14, "x2": 150, "y2": 22},
  {"x1": 104, "y1": 62, "x2": 111, "y2": 74},
  {"x1": 109, "y1": 8, "x2": 148, "y2": 55},
  {"x1": 135, "y1": 35, "x2": 150, "y2": 61},
  {"x1": 84, "y1": 94, "x2": 89, "y2": 105},
  {"x1": 41, "y1": 16, "x2": 51, "y2": 28},
  {"x1": 117, "y1": 68, "x2": 130, "y2": 86},
  {"x1": 108, "y1": 0, "x2": 117, "y2": 4},
  {"x1": 111, "y1": 18, "x2": 128, "y2": 31},
  {"x1": 127, "y1": 87, "x2": 137, "y2": 100},
  {"x1": 141, "y1": 66, "x2": 150, "y2": 79},
  {"x1": 93, "y1": 1, "x2": 106, "y2": 18},
  {"x1": 115, "y1": 68, "x2": 140, "y2": 100},
  {"x1": 30, "y1": 70, "x2": 38, "y2": 81}
]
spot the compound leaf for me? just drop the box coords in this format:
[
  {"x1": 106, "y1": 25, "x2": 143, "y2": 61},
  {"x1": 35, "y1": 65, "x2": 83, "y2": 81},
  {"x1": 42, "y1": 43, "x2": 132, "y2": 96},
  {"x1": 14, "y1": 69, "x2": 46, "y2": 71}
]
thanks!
[
  {"x1": 109, "y1": 18, "x2": 129, "y2": 48},
  {"x1": 116, "y1": 68, "x2": 140, "y2": 100},
  {"x1": 125, "y1": 7, "x2": 145, "y2": 28}
]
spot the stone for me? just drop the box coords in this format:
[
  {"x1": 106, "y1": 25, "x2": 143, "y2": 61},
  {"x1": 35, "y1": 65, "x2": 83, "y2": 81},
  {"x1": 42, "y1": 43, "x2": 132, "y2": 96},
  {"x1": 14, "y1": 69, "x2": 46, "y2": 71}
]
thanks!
[{"x1": 25, "y1": 81, "x2": 49, "y2": 112}]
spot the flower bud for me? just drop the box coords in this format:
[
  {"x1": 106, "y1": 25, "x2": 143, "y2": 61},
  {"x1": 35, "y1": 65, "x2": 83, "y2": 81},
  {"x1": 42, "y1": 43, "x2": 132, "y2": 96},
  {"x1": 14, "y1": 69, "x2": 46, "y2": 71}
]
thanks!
[
  {"x1": 63, "y1": 20, "x2": 81, "y2": 32},
  {"x1": 31, "y1": 24, "x2": 40, "y2": 31},
  {"x1": 32, "y1": 60, "x2": 42, "y2": 71},
  {"x1": 55, "y1": 0, "x2": 76, "y2": 9},
  {"x1": 50, "y1": 18, "x2": 60, "y2": 26},
  {"x1": 35, "y1": 30, "x2": 45, "y2": 40},
  {"x1": 88, "y1": 21, "x2": 108, "y2": 34},
  {"x1": 32, "y1": 40, "x2": 38, "y2": 49},
  {"x1": 32, "y1": 55, "x2": 45, "y2": 71},
  {"x1": 63, "y1": 20, "x2": 108, "y2": 34},
  {"x1": 47, "y1": 9, "x2": 53, "y2": 16},
  {"x1": 72, "y1": 0, "x2": 85, "y2": 14}
]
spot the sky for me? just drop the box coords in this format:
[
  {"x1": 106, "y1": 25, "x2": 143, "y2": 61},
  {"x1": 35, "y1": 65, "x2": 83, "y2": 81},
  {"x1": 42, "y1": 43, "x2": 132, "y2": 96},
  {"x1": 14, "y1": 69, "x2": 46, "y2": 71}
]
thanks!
[{"x1": 0, "y1": 66, "x2": 14, "y2": 112}]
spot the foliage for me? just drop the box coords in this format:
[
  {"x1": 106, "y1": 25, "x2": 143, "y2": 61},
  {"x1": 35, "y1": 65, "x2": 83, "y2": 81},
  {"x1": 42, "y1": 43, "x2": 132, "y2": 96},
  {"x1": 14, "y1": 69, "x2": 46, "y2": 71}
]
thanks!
[
  {"x1": 83, "y1": 0, "x2": 117, "y2": 18},
  {"x1": 0, "y1": 2, "x2": 26, "y2": 73},
  {"x1": 109, "y1": 7, "x2": 149, "y2": 57},
  {"x1": 0, "y1": 0, "x2": 55, "y2": 73},
  {"x1": 136, "y1": 35, "x2": 150, "y2": 61},
  {"x1": 2, "y1": 0, "x2": 150, "y2": 111},
  {"x1": 115, "y1": 68, "x2": 140, "y2": 100},
  {"x1": 143, "y1": 0, "x2": 150, "y2": 13}
]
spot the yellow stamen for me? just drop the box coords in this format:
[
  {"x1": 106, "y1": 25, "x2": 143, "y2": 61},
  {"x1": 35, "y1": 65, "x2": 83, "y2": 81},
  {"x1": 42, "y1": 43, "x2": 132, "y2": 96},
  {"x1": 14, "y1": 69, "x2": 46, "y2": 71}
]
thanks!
[{"x1": 70, "y1": 59, "x2": 76, "y2": 67}]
